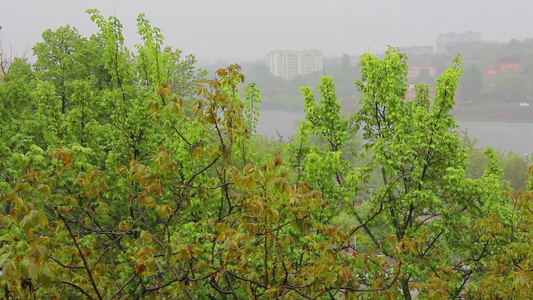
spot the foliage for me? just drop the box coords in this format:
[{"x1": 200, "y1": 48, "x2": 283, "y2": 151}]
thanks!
[
  {"x1": 459, "y1": 63, "x2": 483, "y2": 103},
  {"x1": 465, "y1": 166, "x2": 533, "y2": 299},
  {"x1": 288, "y1": 47, "x2": 521, "y2": 299},
  {"x1": 0, "y1": 13, "x2": 530, "y2": 300},
  {"x1": 464, "y1": 132, "x2": 528, "y2": 190}
]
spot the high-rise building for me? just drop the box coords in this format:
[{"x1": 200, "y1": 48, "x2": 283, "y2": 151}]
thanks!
[
  {"x1": 399, "y1": 45, "x2": 434, "y2": 56},
  {"x1": 267, "y1": 50, "x2": 323, "y2": 80}
]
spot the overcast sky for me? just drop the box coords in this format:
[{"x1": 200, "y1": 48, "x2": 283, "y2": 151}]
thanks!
[{"x1": 2, "y1": 0, "x2": 533, "y2": 63}]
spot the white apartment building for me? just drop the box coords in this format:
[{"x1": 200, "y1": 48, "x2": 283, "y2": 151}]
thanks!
[{"x1": 267, "y1": 50, "x2": 323, "y2": 80}]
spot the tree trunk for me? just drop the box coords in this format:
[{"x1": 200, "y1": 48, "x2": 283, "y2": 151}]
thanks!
[{"x1": 401, "y1": 277, "x2": 412, "y2": 300}]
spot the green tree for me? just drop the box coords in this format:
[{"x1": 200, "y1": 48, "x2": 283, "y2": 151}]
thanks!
[
  {"x1": 501, "y1": 151, "x2": 529, "y2": 190},
  {"x1": 33, "y1": 26, "x2": 100, "y2": 114},
  {"x1": 460, "y1": 63, "x2": 483, "y2": 103},
  {"x1": 289, "y1": 48, "x2": 516, "y2": 299},
  {"x1": 490, "y1": 73, "x2": 529, "y2": 103},
  {"x1": 341, "y1": 53, "x2": 350, "y2": 76},
  {"x1": 355, "y1": 48, "x2": 515, "y2": 299},
  {"x1": 0, "y1": 58, "x2": 37, "y2": 157}
]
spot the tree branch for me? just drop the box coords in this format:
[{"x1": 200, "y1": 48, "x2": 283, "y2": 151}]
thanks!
[
  {"x1": 92, "y1": 207, "x2": 149, "y2": 271},
  {"x1": 58, "y1": 211, "x2": 103, "y2": 300},
  {"x1": 61, "y1": 281, "x2": 94, "y2": 300},
  {"x1": 110, "y1": 273, "x2": 137, "y2": 299}
]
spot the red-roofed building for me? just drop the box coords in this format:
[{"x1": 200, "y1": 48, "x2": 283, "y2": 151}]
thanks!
[{"x1": 499, "y1": 57, "x2": 521, "y2": 72}]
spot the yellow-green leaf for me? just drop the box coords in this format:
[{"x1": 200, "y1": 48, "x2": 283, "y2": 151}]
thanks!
[{"x1": 28, "y1": 262, "x2": 38, "y2": 279}]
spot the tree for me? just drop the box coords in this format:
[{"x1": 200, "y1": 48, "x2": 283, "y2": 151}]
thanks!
[
  {"x1": 466, "y1": 166, "x2": 533, "y2": 299},
  {"x1": 0, "y1": 58, "x2": 37, "y2": 154},
  {"x1": 33, "y1": 26, "x2": 99, "y2": 114},
  {"x1": 460, "y1": 63, "x2": 483, "y2": 103},
  {"x1": 341, "y1": 53, "x2": 350, "y2": 76},
  {"x1": 0, "y1": 14, "x2": 524, "y2": 299},
  {"x1": 501, "y1": 151, "x2": 529, "y2": 190},
  {"x1": 289, "y1": 48, "x2": 516, "y2": 299},
  {"x1": 354, "y1": 48, "x2": 515, "y2": 299},
  {"x1": 491, "y1": 73, "x2": 529, "y2": 103}
]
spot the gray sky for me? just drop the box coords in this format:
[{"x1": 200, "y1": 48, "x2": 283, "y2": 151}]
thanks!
[{"x1": 2, "y1": 0, "x2": 533, "y2": 63}]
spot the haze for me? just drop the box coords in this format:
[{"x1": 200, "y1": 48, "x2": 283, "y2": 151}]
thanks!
[{"x1": 2, "y1": 0, "x2": 533, "y2": 63}]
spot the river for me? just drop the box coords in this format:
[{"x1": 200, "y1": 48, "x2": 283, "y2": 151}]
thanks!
[{"x1": 257, "y1": 111, "x2": 533, "y2": 155}]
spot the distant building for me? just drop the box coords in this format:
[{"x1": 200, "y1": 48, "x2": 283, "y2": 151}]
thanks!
[
  {"x1": 404, "y1": 84, "x2": 460, "y2": 104},
  {"x1": 267, "y1": 50, "x2": 323, "y2": 80},
  {"x1": 437, "y1": 31, "x2": 482, "y2": 53},
  {"x1": 407, "y1": 66, "x2": 437, "y2": 79},
  {"x1": 485, "y1": 66, "x2": 498, "y2": 79},
  {"x1": 400, "y1": 46, "x2": 434, "y2": 56},
  {"x1": 484, "y1": 57, "x2": 521, "y2": 79},
  {"x1": 499, "y1": 57, "x2": 521, "y2": 72},
  {"x1": 406, "y1": 84, "x2": 417, "y2": 101},
  {"x1": 483, "y1": 40, "x2": 499, "y2": 46}
]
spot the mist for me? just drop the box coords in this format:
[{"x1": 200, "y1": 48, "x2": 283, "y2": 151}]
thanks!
[{"x1": 2, "y1": 0, "x2": 533, "y2": 62}]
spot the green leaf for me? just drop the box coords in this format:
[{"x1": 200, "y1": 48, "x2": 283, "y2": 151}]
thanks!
[
  {"x1": 39, "y1": 266, "x2": 53, "y2": 288},
  {"x1": 2, "y1": 260, "x2": 16, "y2": 279},
  {"x1": 28, "y1": 261, "x2": 38, "y2": 279}
]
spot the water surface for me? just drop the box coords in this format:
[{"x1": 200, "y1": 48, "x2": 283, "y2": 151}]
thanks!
[{"x1": 257, "y1": 110, "x2": 533, "y2": 155}]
